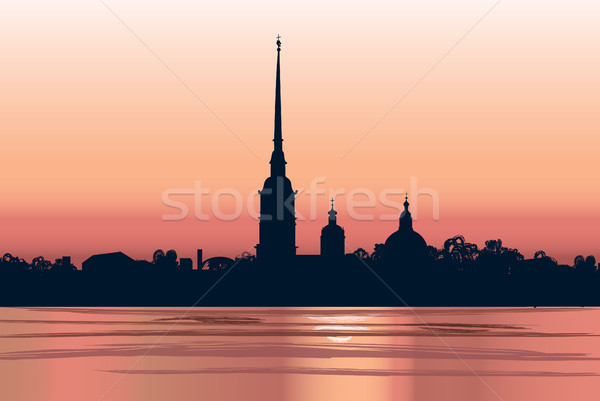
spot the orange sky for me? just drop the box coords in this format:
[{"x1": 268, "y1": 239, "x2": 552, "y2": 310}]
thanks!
[{"x1": 0, "y1": 0, "x2": 599, "y2": 265}]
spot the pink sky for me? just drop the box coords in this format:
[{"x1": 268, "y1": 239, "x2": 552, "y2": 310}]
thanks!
[{"x1": 0, "y1": 0, "x2": 599, "y2": 265}]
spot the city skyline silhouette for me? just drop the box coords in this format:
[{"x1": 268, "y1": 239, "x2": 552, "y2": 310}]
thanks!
[
  {"x1": 0, "y1": 37, "x2": 599, "y2": 307},
  {"x1": 2, "y1": 3, "x2": 599, "y2": 269}
]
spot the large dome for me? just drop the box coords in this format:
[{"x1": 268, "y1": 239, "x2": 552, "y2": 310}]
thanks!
[
  {"x1": 384, "y1": 229, "x2": 427, "y2": 260},
  {"x1": 382, "y1": 195, "x2": 428, "y2": 264}
]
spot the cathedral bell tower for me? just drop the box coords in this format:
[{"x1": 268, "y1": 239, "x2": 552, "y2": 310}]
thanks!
[
  {"x1": 320, "y1": 199, "x2": 345, "y2": 258},
  {"x1": 256, "y1": 36, "x2": 297, "y2": 260}
]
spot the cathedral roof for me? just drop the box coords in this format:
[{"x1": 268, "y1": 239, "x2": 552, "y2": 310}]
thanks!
[
  {"x1": 383, "y1": 194, "x2": 427, "y2": 261},
  {"x1": 384, "y1": 229, "x2": 427, "y2": 251},
  {"x1": 321, "y1": 199, "x2": 344, "y2": 235}
]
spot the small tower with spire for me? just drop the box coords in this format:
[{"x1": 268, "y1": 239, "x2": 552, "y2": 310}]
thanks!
[
  {"x1": 320, "y1": 199, "x2": 345, "y2": 258},
  {"x1": 399, "y1": 193, "x2": 413, "y2": 231}
]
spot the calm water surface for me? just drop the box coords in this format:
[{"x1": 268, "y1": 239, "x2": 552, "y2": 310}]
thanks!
[{"x1": 0, "y1": 307, "x2": 599, "y2": 400}]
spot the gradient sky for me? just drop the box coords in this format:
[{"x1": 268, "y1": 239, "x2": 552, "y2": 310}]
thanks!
[{"x1": 1, "y1": 0, "x2": 599, "y2": 265}]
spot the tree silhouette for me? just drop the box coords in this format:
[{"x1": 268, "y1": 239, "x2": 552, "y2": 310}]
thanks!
[
  {"x1": 477, "y1": 238, "x2": 523, "y2": 278},
  {"x1": 152, "y1": 249, "x2": 165, "y2": 264},
  {"x1": 1, "y1": 253, "x2": 28, "y2": 273},
  {"x1": 51, "y1": 258, "x2": 76, "y2": 272},
  {"x1": 31, "y1": 256, "x2": 51, "y2": 271},
  {"x1": 574, "y1": 255, "x2": 597, "y2": 276},
  {"x1": 236, "y1": 251, "x2": 256, "y2": 262},
  {"x1": 152, "y1": 249, "x2": 178, "y2": 271},
  {"x1": 438, "y1": 235, "x2": 479, "y2": 272},
  {"x1": 353, "y1": 248, "x2": 370, "y2": 261},
  {"x1": 371, "y1": 243, "x2": 385, "y2": 264}
]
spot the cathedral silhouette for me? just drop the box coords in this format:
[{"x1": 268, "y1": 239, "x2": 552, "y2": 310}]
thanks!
[{"x1": 255, "y1": 37, "x2": 427, "y2": 266}]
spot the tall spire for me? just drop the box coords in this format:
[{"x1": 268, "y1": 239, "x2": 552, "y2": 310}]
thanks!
[
  {"x1": 274, "y1": 35, "x2": 282, "y2": 150},
  {"x1": 270, "y1": 35, "x2": 286, "y2": 176}
]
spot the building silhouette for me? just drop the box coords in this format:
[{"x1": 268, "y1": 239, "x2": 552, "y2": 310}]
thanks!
[
  {"x1": 82, "y1": 251, "x2": 136, "y2": 273},
  {"x1": 383, "y1": 194, "x2": 428, "y2": 265},
  {"x1": 320, "y1": 199, "x2": 345, "y2": 258},
  {"x1": 256, "y1": 37, "x2": 297, "y2": 260}
]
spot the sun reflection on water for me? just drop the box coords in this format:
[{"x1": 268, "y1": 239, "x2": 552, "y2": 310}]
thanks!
[{"x1": 306, "y1": 314, "x2": 375, "y2": 343}]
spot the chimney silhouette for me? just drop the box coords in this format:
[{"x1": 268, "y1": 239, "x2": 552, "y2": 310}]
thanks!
[{"x1": 197, "y1": 249, "x2": 203, "y2": 269}]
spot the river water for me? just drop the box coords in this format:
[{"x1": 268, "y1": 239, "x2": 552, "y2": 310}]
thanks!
[{"x1": 0, "y1": 307, "x2": 599, "y2": 400}]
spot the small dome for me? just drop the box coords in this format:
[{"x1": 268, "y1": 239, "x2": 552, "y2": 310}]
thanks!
[{"x1": 321, "y1": 223, "x2": 344, "y2": 235}]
